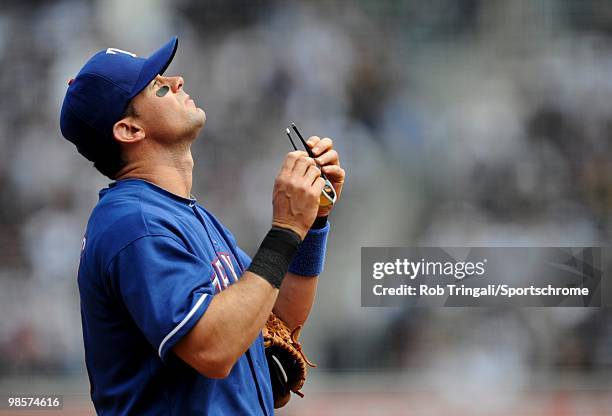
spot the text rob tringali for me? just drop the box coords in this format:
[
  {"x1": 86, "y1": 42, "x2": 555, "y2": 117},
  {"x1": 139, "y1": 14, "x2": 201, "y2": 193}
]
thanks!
[{"x1": 373, "y1": 284, "x2": 589, "y2": 298}]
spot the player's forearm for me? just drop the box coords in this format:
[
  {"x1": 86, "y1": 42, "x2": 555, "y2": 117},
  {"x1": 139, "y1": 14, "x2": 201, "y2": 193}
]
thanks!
[
  {"x1": 273, "y1": 272, "x2": 318, "y2": 330},
  {"x1": 174, "y1": 271, "x2": 278, "y2": 378},
  {"x1": 272, "y1": 216, "x2": 329, "y2": 328},
  {"x1": 198, "y1": 272, "x2": 278, "y2": 361}
]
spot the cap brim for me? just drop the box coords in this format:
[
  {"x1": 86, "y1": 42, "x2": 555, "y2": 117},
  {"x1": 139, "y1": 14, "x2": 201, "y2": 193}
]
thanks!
[{"x1": 130, "y1": 36, "x2": 178, "y2": 99}]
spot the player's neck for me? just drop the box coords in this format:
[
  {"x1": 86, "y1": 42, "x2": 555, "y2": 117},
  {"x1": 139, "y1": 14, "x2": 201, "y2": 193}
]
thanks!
[{"x1": 116, "y1": 149, "x2": 194, "y2": 199}]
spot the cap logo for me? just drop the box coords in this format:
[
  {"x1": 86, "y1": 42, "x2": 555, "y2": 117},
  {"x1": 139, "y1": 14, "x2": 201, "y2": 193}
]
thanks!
[{"x1": 105, "y1": 47, "x2": 137, "y2": 58}]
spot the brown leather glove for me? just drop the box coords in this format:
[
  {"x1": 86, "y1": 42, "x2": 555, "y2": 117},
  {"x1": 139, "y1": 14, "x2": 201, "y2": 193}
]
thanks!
[{"x1": 263, "y1": 313, "x2": 316, "y2": 408}]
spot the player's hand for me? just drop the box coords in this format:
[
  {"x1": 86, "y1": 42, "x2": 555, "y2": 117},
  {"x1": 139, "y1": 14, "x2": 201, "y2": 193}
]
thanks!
[
  {"x1": 306, "y1": 136, "x2": 345, "y2": 217},
  {"x1": 272, "y1": 151, "x2": 326, "y2": 240}
]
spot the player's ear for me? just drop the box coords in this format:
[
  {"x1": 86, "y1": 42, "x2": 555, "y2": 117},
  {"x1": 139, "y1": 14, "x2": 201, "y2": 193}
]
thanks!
[{"x1": 113, "y1": 116, "x2": 145, "y2": 145}]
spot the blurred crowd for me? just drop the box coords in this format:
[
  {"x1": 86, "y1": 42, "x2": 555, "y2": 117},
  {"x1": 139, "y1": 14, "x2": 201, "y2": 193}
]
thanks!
[{"x1": 0, "y1": 0, "x2": 611, "y2": 396}]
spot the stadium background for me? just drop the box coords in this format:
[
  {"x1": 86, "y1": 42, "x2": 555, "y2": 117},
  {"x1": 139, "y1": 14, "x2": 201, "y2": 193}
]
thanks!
[{"x1": 0, "y1": 0, "x2": 611, "y2": 414}]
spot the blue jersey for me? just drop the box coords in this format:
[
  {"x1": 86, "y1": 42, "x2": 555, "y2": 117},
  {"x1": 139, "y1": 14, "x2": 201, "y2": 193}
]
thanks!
[{"x1": 78, "y1": 179, "x2": 274, "y2": 415}]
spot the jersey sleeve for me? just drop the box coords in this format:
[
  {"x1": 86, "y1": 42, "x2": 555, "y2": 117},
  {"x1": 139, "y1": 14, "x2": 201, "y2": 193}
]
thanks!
[
  {"x1": 235, "y1": 246, "x2": 252, "y2": 270},
  {"x1": 107, "y1": 234, "x2": 215, "y2": 361}
]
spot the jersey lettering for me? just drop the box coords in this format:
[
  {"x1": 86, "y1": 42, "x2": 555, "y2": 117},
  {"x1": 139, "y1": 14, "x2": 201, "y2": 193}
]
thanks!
[
  {"x1": 219, "y1": 253, "x2": 239, "y2": 283},
  {"x1": 212, "y1": 258, "x2": 230, "y2": 289},
  {"x1": 209, "y1": 253, "x2": 239, "y2": 293},
  {"x1": 210, "y1": 272, "x2": 222, "y2": 293}
]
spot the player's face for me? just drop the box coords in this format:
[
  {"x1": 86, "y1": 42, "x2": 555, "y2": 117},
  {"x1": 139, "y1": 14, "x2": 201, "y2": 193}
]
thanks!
[{"x1": 132, "y1": 75, "x2": 206, "y2": 145}]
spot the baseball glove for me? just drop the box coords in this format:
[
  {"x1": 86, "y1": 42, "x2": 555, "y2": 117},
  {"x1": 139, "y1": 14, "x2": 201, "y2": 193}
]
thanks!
[{"x1": 263, "y1": 313, "x2": 316, "y2": 408}]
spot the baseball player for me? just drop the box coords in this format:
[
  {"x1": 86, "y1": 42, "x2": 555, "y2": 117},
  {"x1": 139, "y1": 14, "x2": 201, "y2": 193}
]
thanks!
[{"x1": 59, "y1": 36, "x2": 344, "y2": 415}]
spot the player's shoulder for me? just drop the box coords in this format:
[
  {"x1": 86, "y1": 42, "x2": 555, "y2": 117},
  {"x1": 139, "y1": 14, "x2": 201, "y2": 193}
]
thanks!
[
  {"x1": 86, "y1": 179, "x2": 184, "y2": 251},
  {"x1": 196, "y1": 205, "x2": 238, "y2": 243}
]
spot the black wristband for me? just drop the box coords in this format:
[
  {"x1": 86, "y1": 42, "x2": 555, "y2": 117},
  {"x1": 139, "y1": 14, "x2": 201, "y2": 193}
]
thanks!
[
  {"x1": 311, "y1": 216, "x2": 328, "y2": 230},
  {"x1": 247, "y1": 227, "x2": 302, "y2": 288}
]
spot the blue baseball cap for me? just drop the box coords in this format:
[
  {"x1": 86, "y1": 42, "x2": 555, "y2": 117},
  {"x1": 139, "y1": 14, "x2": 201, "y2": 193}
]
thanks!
[{"x1": 60, "y1": 36, "x2": 179, "y2": 161}]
